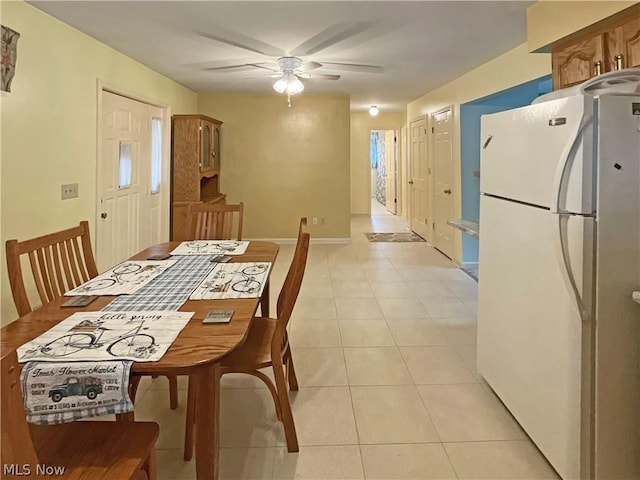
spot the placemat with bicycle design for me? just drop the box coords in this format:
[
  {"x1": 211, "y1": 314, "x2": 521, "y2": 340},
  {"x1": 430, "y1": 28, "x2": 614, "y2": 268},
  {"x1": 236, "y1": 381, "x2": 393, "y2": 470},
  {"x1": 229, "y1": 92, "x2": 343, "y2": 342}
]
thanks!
[
  {"x1": 65, "y1": 260, "x2": 177, "y2": 296},
  {"x1": 17, "y1": 311, "x2": 194, "y2": 362},
  {"x1": 190, "y1": 262, "x2": 272, "y2": 299},
  {"x1": 169, "y1": 240, "x2": 250, "y2": 256}
]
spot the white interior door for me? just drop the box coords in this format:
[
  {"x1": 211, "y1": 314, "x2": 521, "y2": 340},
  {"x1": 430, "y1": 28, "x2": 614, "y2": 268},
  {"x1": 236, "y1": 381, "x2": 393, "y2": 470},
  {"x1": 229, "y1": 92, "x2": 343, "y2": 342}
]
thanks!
[
  {"x1": 409, "y1": 117, "x2": 429, "y2": 239},
  {"x1": 384, "y1": 130, "x2": 396, "y2": 214},
  {"x1": 432, "y1": 107, "x2": 455, "y2": 258},
  {"x1": 399, "y1": 126, "x2": 407, "y2": 218},
  {"x1": 98, "y1": 91, "x2": 164, "y2": 272}
]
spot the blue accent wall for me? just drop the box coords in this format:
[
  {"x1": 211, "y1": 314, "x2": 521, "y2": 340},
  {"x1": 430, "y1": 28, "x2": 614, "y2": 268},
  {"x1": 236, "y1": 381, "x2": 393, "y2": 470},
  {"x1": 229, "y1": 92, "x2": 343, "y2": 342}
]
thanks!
[{"x1": 459, "y1": 75, "x2": 552, "y2": 264}]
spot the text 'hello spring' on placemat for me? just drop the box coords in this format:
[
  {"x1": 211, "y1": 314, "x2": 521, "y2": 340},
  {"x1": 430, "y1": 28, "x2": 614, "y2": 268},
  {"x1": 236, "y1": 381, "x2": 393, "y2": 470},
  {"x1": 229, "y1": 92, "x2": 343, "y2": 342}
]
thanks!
[{"x1": 17, "y1": 311, "x2": 194, "y2": 363}]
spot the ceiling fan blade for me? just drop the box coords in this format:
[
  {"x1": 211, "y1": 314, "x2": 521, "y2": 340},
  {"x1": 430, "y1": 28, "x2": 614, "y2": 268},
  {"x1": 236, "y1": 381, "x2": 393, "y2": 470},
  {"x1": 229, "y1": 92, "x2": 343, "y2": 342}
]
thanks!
[
  {"x1": 247, "y1": 62, "x2": 279, "y2": 72},
  {"x1": 310, "y1": 73, "x2": 341, "y2": 81},
  {"x1": 302, "y1": 61, "x2": 323, "y2": 72},
  {"x1": 319, "y1": 62, "x2": 384, "y2": 74},
  {"x1": 203, "y1": 63, "x2": 258, "y2": 72},
  {"x1": 241, "y1": 74, "x2": 283, "y2": 80},
  {"x1": 197, "y1": 30, "x2": 283, "y2": 57},
  {"x1": 290, "y1": 21, "x2": 374, "y2": 57}
]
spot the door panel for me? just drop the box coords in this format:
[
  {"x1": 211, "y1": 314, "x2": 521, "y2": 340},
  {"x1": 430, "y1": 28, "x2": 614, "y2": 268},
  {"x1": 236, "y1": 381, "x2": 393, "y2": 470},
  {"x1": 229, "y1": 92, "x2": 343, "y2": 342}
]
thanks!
[
  {"x1": 384, "y1": 130, "x2": 396, "y2": 214},
  {"x1": 432, "y1": 108, "x2": 454, "y2": 258},
  {"x1": 98, "y1": 92, "x2": 164, "y2": 272},
  {"x1": 552, "y1": 34, "x2": 605, "y2": 89},
  {"x1": 409, "y1": 118, "x2": 429, "y2": 240},
  {"x1": 621, "y1": 15, "x2": 640, "y2": 69}
]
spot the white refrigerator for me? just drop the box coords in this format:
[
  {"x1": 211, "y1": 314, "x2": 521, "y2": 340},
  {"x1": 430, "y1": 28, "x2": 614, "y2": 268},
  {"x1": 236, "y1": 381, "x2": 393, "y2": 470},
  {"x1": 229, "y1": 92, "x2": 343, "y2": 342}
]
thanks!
[{"x1": 477, "y1": 72, "x2": 640, "y2": 480}]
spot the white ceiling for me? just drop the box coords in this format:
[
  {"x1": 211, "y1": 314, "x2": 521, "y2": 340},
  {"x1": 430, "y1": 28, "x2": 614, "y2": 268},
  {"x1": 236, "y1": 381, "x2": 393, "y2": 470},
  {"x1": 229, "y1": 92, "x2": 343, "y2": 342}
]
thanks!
[{"x1": 28, "y1": 1, "x2": 535, "y2": 112}]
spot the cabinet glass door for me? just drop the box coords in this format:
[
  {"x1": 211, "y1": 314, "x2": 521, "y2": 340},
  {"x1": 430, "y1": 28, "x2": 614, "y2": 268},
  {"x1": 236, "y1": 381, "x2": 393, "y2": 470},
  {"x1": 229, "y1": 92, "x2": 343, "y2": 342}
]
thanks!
[
  {"x1": 213, "y1": 126, "x2": 220, "y2": 170},
  {"x1": 202, "y1": 123, "x2": 212, "y2": 171}
]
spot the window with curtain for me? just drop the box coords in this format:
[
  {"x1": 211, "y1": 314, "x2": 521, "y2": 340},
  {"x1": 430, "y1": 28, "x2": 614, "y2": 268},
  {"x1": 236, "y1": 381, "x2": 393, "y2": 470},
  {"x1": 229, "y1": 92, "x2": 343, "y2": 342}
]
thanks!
[
  {"x1": 118, "y1": 141, "x2": 132, "y2": 189},
  {"x1": 150, "y1": 117, "x2": 162, "y2": 194},
  {"x1": 370, "y1": 132, "x2": 378, "y2": 168}
]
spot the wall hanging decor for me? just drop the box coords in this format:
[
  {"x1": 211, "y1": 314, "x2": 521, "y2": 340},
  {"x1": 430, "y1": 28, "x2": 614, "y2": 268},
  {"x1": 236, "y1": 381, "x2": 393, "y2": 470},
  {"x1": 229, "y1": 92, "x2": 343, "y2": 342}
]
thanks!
[{"x1": 1, "y1": 25, "x2": 20, "y2": 92}]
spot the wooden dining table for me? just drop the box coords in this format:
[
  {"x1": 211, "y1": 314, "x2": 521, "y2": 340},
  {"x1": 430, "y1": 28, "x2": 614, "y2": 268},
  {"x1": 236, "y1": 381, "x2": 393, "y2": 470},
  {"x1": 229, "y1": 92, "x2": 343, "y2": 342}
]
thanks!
[{"x1": 0, "y1": 240, "x2": 279, "y2": 480}]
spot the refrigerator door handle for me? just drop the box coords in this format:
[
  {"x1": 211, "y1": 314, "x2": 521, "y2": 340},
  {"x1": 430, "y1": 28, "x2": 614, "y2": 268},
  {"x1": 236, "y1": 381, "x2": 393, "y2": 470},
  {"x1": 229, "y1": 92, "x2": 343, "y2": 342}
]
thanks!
[
  {"x1": 554, "y1": 213, "x2": 591, "y2": 323},
  {"x1": 550, "y1": 113, "x2": 593, "y2": 214}
]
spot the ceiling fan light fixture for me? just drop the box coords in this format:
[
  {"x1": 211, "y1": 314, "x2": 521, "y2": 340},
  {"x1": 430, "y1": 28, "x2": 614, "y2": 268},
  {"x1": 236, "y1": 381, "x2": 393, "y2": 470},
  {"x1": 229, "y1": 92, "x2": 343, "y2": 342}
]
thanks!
[
  {"x1": 369, "y1": 105, "x2": 379, "y2": 116},
  {"x1": 273, "y1": 73, "x2": 304, "y2": 95}
]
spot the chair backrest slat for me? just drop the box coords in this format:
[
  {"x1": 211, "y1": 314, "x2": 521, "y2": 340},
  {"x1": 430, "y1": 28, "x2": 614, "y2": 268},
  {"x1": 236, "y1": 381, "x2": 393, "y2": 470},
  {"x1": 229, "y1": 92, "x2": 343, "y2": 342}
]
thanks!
[
  {"x1": 69, "y1": 236, "x2": 89, "y2": 283},
  {"x1": 1, "y1": 350, "x2": 40, "y2": 470},
  {"x1": 6, "y1": 221, "x2": 98, "y2": 317},
  {"x1": 186, "y1": 202, "x2": 244, "y2": 241},
  {"x1": 60, "y1": 239, "x2": 75, "y2": 287},
  {"x1": 80, "y1": 227, "x2": 98, "y2": 280},
  {"x1": 51, "y1": 243, "x2": 67, "y2": 297},
  {"x1": 44, "y1": 245, "x2": 63, "y2": 299},
  {"x1": 272, "y1": 218, "x2": 310, "y2": 356}
]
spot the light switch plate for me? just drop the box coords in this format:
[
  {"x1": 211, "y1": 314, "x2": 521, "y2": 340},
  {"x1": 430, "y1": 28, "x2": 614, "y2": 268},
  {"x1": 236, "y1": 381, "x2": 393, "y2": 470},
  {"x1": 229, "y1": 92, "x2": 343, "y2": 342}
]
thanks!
[{"x1": 61, "y1": 183, "x2": 79, "y2": 200}]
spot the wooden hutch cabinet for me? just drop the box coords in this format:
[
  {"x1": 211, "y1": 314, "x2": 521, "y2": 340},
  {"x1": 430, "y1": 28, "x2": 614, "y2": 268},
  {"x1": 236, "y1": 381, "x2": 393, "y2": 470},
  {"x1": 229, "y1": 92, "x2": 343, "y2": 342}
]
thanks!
[
  {"x1": 552, "y1": 6, "x2": 640, "y2": 90},
  {"x1": 171, "y1": 114, "x2": 225, "y2": 240}
]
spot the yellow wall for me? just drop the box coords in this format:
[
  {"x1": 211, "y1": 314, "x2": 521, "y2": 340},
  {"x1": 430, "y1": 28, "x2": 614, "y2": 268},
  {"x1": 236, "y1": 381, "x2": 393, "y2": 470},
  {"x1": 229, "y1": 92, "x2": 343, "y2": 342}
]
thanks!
[
  {"x1": 197, "y1": 93, "x2": 351, "y2": 240},
  {"x1": 407, "y1": 43, "x2": 551, "y2": 264},
  {"x1": 0, "y1": 1, "x2": 197, "y2": 324},
  {"x1": 527, "y1": 1, "x2": 638, "y2": 52},
  {"x1": 350, "y1": 112, "x2": 406, "y2": 215}
]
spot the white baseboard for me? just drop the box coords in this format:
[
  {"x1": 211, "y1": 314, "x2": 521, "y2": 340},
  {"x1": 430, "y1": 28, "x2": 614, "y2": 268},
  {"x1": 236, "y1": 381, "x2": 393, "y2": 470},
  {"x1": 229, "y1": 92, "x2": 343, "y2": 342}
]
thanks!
[{"x1": 248, "y1": 237, "x2": 350, "y2": 245}]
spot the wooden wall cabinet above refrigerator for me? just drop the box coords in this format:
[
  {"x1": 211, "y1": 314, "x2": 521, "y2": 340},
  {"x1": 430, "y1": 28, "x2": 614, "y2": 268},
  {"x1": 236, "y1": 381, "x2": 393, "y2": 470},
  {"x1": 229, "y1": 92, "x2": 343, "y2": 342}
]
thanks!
[
  {"x1": 171, "y1": 114, "x2": 225, "y2": 240},
  {"x1": 552, "y1": 7, "x2": 640, "y2": 90}
]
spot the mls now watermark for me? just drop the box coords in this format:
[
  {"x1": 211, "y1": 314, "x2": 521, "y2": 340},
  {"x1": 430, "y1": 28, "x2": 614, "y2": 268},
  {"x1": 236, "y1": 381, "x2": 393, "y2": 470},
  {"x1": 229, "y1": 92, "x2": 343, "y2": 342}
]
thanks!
[{"x1": 3, "y1": 464, "x2": 66, "y2": 476}]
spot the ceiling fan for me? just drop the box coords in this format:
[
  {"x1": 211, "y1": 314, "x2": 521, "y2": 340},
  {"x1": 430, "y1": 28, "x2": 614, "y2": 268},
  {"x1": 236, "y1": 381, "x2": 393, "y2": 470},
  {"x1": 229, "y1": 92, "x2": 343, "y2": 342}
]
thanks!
[{"x1": 193, "y1": 23, "x2": 385, "y2": 98}]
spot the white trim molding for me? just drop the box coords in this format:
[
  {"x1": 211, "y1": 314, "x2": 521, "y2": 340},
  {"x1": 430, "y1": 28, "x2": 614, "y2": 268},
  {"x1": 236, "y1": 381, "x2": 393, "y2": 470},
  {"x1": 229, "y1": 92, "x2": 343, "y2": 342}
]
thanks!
[{"x1": 248, "y1": 237, "x2": 351, "y2": 245}]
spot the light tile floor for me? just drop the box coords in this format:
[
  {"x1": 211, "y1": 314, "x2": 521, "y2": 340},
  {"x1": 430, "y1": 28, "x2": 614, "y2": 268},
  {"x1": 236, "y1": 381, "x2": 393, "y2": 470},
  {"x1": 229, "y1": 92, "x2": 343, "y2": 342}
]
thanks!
[{"x1": 131, "y1": 209, "x2": 560, "y2": 479}]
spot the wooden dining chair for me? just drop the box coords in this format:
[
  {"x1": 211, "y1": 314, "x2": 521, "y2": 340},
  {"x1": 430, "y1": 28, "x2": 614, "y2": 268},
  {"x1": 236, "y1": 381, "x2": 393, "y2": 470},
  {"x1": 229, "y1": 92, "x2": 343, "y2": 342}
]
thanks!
[
  {"x1": 5, "y1": 221, "x2": 178, "y2": 410},
  {"x1": 183, "y1": 218, "x2": 310, "y2": 459},
  {"x1": 1, "y1": 349, "x2": 160, "y2": 480},
  {"x1": 5, "y1": 221, "x2": 99, "y2": 317},
  {"x1": 186, "y1": 202, "x2": 244, "y2": 240}
]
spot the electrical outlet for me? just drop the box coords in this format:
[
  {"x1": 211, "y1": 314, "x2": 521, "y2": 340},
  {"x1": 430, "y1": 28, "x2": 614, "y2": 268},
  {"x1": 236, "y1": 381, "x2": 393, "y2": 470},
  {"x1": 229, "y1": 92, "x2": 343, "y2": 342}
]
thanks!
[
  {"x1": 61, "y1": 183, "x2": 79, "y2": 200},
  {"x1": 312, "y1": 217, "x2": 318, "y2": 225}
]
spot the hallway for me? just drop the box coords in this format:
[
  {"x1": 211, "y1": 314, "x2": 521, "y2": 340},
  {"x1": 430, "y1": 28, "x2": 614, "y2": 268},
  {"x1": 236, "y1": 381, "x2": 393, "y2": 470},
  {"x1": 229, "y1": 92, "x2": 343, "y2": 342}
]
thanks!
[{"x1": 131, "y1": 214, "x2": 558, "y2": 480}]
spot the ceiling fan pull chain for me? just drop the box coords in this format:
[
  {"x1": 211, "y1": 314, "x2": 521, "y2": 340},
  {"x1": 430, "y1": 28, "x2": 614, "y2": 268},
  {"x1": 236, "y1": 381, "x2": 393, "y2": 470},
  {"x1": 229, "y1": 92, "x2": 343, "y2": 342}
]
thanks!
[{"x1": 287, "y1": 94, "x2": 292, "y2": 108}]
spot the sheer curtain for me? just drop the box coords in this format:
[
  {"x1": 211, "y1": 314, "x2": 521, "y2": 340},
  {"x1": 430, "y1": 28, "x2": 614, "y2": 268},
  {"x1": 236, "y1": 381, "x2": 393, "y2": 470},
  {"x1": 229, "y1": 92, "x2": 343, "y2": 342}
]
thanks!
[
  {"x1": 118, "y1": 142, "x2": 132, "y2": 189},
  {"x1": 150, "y1": 117, "x2": 162, "y2": 194}
]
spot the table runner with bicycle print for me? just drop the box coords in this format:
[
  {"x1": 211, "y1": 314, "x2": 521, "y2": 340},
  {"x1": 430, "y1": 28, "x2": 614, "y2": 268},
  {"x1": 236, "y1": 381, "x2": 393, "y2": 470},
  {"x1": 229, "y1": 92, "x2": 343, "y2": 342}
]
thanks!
[
  {"x1": 170, "y1": 240, "x2": 250, "y2": 256},
  {"x1": 190, "y1": 262, "x2": 272, "y2": 300},
  {"x1": 17, "y1": 311, "x2": 193, "y2": 362},
  {"x1": 65, "y1": 259, "x2": 177, "y2": 296}
]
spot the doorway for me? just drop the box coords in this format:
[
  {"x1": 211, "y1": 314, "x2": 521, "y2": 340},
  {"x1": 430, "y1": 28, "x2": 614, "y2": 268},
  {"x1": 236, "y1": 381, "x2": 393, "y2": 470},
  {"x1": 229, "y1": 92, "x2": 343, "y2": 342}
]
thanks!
[
  {"x1": 459, "y1": 75, "x2": 552, "y2": 273},
  {"x1": 432, "y1": 106, "x2": 455, "y2": 259},
  {"x1": 370, "y1": 129, "x2": 397, "y2": 215},
  {"x1": 97, "y1": 89, "x2": 170, "y2": 272},
  {"x1": 409, "y1": 117, "x2": 429, "y2": 240}
]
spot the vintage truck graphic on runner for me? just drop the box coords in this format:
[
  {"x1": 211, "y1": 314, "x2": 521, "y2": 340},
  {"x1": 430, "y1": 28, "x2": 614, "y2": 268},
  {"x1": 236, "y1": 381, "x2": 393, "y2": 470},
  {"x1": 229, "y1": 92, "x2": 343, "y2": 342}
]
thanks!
[{"x1": 48, "y1": 376, "x2": 103, "y2": 403}]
